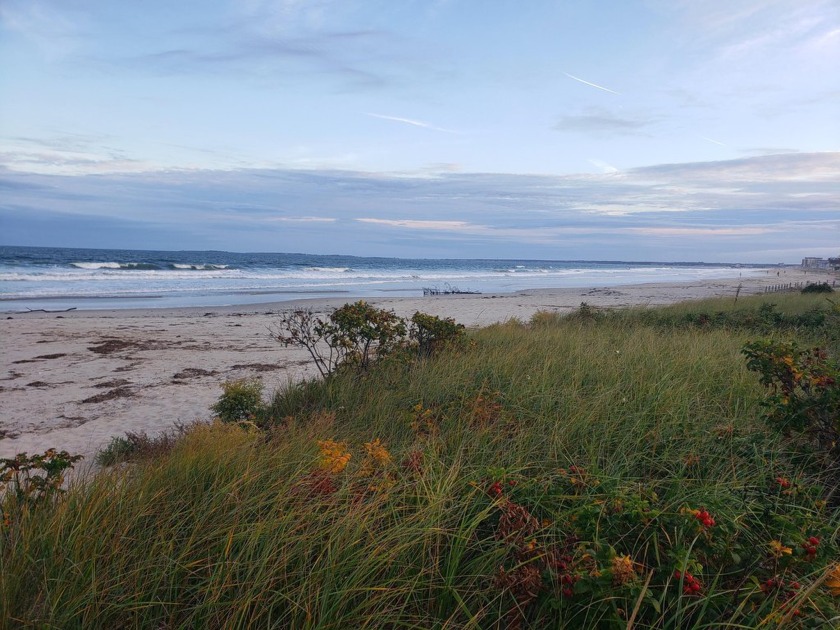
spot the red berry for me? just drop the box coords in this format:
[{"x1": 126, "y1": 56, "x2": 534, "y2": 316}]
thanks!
[{"x1": 808, "y1": 536, "x2": 820, "y2": 546}]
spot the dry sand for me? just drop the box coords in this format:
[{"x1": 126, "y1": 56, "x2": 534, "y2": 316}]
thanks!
[{"x1": 1, "y1": 268, "x2": 835, "y2": 465}]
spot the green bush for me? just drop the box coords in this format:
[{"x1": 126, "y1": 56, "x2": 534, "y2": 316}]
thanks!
[
  {"x1": 743, "y1": 340, "x2": 839, "y2": 460},
  {"x1": 275, "y1": 302, "x2": 467, "y2": 376},
  {"x1": 801, "y1": 282, "x2": 833, "y2": 294},
  {"x1": 1, "y1": 449, "x2": 83, "y2": 531},
  {"x1": 211, "y1": 379, "x2": 264, "y2": 423},
  {"x1": 410, "y1": 311, "x2": 465, "y2": 357}
]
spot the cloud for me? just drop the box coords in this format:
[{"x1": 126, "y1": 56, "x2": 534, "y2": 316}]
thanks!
[
  {"x1": 269, "y1": 216, "x2": 337, "y2": 223},
  {"x1": 588, "y1": 159, "x2": 619, "y2": 174},
  {"x1": 1, "y1": 152, "x2": 837, "y2": 261},
  {"x1": 626, "y1": 226, "x2": 776, "y2": 237},
  {"x1": 554, "y1": 108, "x2": 658, "y2": 134},
  {"x1": 631, "y1": 152, "x2": 840, "y2": 183},
  {"x1": 739, "y1": 147, "x2": 801, "y2": 156},
  {"x1": 125, "y1": 29, "x2": 392, "y2": 89},
  {"x1": 356, "y1": 218, "x2": 475, "y2": 230}
]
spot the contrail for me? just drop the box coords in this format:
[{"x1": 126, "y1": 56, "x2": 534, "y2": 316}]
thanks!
[
  {"x1": 701, "y1": 136, "x2": 726, "y2": 146},
  {"x1": 563, "y1": 72, "x2": 620, "y2": 95},
  {"x1": 366, "y1": 113, "x2": 457, "y2": 134}
]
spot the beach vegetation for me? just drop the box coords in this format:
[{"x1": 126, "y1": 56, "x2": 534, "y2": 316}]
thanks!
[
  {"x1": 409, "y1": 311, "x2": 466, "y2": 357},
  {"x1": 274, "y1": 301, "x2": 407, "y2": 377},
  {"x1": 1, "y1": 449, "x2": 82, "y2": 529},
  {"x1": 211, "y1": 378, "x2": 264, "y2": 424},
  {"x1": 95, "y1": 422, "x2": 202, "y2": 466},
  {"x1": 2, "y1": 292, "x2": 840, "y2": 627},
  {"x1": 744, "y1": 339, "x2": 840, "y2": 466},
  {"x1": 801, "y1": 282, "x2": 834, "y2": 294},
  {"x1": 274, "y1": 303, "x2": 466, "y2": 377}
]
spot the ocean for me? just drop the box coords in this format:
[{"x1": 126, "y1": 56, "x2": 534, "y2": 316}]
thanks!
[{"x1": 0, "y1": 246, "x2": 764, "y2": 312}]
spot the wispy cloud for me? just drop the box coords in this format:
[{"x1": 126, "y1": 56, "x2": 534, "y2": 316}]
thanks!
[
  {"x1": 365, "y1": 113, "x2": 458, "y2": 134},
  {"x1": 356, "y1": 218, "x2": 474, "y2": 230},
  {"x1": 626, "y1": 226, "x2": 775, "y2": 237},
  {"x1": 269, "y1": 216, "x2": 337, "y2": 223},
  {"x1": 555, "y1": 108, "x2": 657, "y2": 134},
  {"x1": 562, "y1": 72, "x2": 620, "y2": 95}
]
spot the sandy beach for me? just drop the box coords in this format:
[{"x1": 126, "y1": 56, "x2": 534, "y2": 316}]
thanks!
[{"x1": 1, "y1": 268, "x2": 834, "y2": 464}]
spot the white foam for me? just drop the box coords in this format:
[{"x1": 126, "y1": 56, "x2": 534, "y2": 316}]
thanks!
[{"x1": 71, "y1": 262, "x2": 122, "y2": 269}]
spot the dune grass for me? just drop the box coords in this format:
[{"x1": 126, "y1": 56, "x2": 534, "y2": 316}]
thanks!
[{"x1": 2, "y1": 293, "x2": 838, "y2": 628}]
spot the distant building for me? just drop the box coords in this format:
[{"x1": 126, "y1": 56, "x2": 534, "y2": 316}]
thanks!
[
  {"x1": 829, "y1": 256, "x2": 840, "y2": 270},
  {"x1": 801, "y1": 257, "x2": 829, "y2": 269}
]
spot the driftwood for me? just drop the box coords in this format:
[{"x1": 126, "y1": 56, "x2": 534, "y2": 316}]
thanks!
[{"x1": 423, "y1": 284, "x2": 481, "y2": 296}]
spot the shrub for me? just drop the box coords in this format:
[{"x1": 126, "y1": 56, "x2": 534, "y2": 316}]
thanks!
[
  {"x1": 329, "y1": 301, "x2": 407, "y2": 369},
  {"x1": 94, "y1": 436, "x2": 135, "y2": 466},
  {"x1": 801, "y1": 282, "x2": 833, "y2": 294},
  {"x1": 274, "y1": 301, "x2": 410, "y2": 376},
  {"x1": 410, "y1": 312, "x2": 466, "y2": 357},
  {"x1": 211, "y1": 378, "x2": 264, "y2": 423},
  {"x1": 95, "y1": 423, "x2": 198, "y2": 466},
  {"x1": 1, "y1": 449, "x2": 83, "y2": 522},
  {"x1": 743, "y1": 340, "x2": 839, "y2": 460}
]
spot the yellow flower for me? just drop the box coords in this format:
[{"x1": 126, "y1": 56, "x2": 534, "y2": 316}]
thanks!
[
  {"x1": 363, "y1": 438, "x2": 392, "y2": 466},
  {"x1": 826, "y1": 564, "x2": 840, "y2": 597},
  {"x1": 768, "y1": 540, "x2": 793, "y2": 559},
  {"x1": 317, "y1": 439, "x2": 351, "y2": 474},
  {"x1": 611, "y1": 554, "x2": 638, "y2": 585}
]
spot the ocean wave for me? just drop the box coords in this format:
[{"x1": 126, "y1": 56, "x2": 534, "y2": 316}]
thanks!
[
  {"x1": 1, "y1": 265, "x2": 750, "y2": 285},
  {"x1": 71, "y1": 261, "x2": 161, "y2": 270},
  {"x1": 170, "y1": 263, "x2": 230, "y2": 270}
]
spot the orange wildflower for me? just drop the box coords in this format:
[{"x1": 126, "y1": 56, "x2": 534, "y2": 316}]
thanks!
[
  {"x1": 317, "y1": 439, "x2": 351, "y2": 474},
  {"x1": 825, "y1": 564, "x2": 840, "y2": 597},
  {"x1": 611, "y1": 554, "x2": 638, "y2": 585},
  {"x1": 363, "y1": 438, "x2": 392, "y2": 466},
  {"x1": 768, "y1": 540, "x2": 793, "y2": 559}
]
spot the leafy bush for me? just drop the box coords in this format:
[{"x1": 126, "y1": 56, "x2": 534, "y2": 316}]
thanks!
[
  {"x1": 275, "y1": 302, "x2": 464, "y2": 376},
  {"x1": 801, "y1": 282, "x2": 834, "y2": 294},
  {"x1": 743, "y1": 340, "x2": 839, "y2": 460},
  {"x1": 328, "y1": 301, "x2": 407, "y2": 370},
  {"x1": 211, "y1": 379, "x2": 264, "y2": 423},
  {"x1": 409, "y1": 312, "x2": 465, "y2": 357},
  {"x1": 1, "y1": 449, "x2": 83, "y2": 527}
]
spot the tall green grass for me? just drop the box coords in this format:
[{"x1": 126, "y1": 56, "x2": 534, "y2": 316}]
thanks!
[{"x1": 2, "y1": 293, "x2": 838, "y2": 628}]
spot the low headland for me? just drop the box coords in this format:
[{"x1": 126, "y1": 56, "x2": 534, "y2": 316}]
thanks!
[{"x1": 1, "y1": 267, "x2": 839, "y2": 627}]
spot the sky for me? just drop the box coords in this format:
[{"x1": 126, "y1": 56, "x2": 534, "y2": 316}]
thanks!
[{"x1": 1, "y1": 0, "x2": 838, "y2": 262}]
